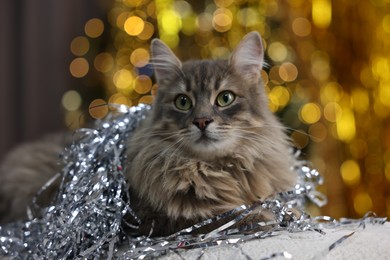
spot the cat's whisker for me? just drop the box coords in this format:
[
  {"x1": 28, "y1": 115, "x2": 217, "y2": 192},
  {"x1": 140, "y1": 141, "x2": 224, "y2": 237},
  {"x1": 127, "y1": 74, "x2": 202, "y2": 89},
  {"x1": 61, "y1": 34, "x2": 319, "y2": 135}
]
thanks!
[
  {"x1": 162, "y1": 138, "x2": 187, "y2": 175},
  {"x1": 147, "y1": 137, "x2": 186, "y2": 175},
  {"x1": 236, "y1": 124, "x2": 317, "y2": 140},
  {"x1": 232, "y1": 131, "x2": 283, "y2": 147},
  {"x1": 129, "y1": 129, "x2": 188, "y2": 146}
]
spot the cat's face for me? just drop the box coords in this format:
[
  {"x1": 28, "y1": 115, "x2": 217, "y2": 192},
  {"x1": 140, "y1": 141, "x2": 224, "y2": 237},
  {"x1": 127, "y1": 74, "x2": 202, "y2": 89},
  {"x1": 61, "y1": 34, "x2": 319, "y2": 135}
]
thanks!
[{"x1": 150, "y1": 32, "x2": 270, "y2": 159}]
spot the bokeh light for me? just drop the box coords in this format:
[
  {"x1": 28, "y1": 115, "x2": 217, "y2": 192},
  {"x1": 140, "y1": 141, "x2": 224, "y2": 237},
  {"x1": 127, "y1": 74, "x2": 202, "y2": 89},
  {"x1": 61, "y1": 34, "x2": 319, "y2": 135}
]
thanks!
[
  {"x1": 292, "y1": 17, "x2": 311, "y2": 37},
  {"x1": 130, "y1": 48, "x2": 150, "y2": 67},
  {"x1": 89, "y1": 99, "x2": 108, "y2": 119},
  {"x1": 113, "y1": 69, "x2": 134, "y2": 91},
  {"x1": 312, "y1": 0, "x2": 332, "y2": 29},
  {"x1": 61, "y1": 90, "x2": 82, "y2": 111},
  {"x1": 299, "y1": 103, "x2": 321, "y2": 124},
  {"x1": 124, "y1": 16, "x2": 145, "y2": 36},
  {"x1": 69, "y1": 57, "x2": 89, "y2": 78},
  {"x1": 70, "y1": 36, "x2": 90, "y2": 56},
  {"x1": 133, "y1": 75, "x2": 152, "y2": 95},
  {"x1": 213, "y1": 8, "x2": 233, "y2": 32},
  {"x1": 267, "y1": 42, "x2": 288, "y2": 62},
  {"x1": 84, "y1": 18, "x2": 104, "y2": 38},
  {"x1": 340, "y1": 160, "x2": 361, "y2": 186}
]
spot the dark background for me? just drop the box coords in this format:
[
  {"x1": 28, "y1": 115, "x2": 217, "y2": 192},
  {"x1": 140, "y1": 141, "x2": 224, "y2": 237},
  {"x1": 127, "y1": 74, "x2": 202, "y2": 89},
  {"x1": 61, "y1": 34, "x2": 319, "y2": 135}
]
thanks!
[{"x1": 0, "y1": 0, "x2": 112, "y2": 161}]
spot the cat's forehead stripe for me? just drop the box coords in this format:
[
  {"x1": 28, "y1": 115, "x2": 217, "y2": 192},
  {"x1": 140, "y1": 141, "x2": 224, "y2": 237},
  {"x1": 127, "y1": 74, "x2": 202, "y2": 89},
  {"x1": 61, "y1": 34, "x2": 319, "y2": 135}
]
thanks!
[
  {"x1": 213, "y1": 76, "x2": 221, "y2": 91},
  {"x1": 183, "y1": 60, "x2": 225, "y2": 93}
]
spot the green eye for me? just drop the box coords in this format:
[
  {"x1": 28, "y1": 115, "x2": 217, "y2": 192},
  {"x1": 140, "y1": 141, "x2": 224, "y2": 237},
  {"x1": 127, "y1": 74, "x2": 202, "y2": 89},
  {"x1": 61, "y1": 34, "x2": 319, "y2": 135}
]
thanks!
[
  {"x1": 175, "y1": 94, "x2": 192, "y2": 111},
  {"x1": 216, "y1": 91, "x2": 235, "y2": 107}
]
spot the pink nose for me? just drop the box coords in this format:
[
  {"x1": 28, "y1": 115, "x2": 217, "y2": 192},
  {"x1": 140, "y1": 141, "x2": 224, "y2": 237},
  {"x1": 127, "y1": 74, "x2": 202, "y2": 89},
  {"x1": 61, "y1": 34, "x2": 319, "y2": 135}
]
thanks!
[{"x1": 192, "y1": 118, "x2": 213, "y2": 131}]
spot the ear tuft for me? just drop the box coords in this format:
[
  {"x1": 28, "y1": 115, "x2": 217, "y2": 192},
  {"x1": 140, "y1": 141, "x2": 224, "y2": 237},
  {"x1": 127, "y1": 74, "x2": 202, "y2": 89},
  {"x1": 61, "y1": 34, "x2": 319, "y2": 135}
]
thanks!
[
  {"x1": 229, "y1": 32, "x2": 264, "y2": 83},
  {"x1": 151, "y1": 39, "x2": 182, "y2": 84}
]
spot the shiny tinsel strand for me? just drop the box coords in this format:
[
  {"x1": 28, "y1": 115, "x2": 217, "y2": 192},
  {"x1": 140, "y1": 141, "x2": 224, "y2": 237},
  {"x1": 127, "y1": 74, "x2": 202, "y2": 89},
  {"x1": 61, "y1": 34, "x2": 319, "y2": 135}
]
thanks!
[{"x1": 0, "y1": 104, "x2": 150, "y2": 259}]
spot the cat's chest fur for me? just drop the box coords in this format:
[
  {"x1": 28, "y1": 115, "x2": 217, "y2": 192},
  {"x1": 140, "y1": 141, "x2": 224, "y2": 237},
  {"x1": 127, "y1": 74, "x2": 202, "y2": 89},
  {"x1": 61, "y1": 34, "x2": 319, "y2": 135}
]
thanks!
[{"x1": 127, "y1": 139, "x2": 253, "y2": 220}]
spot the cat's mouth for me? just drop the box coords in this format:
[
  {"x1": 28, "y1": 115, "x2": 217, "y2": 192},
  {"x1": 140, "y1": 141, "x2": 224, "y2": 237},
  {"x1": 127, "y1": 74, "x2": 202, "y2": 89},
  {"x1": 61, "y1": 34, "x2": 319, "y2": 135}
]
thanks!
[{"x1": 196, "y1": 132, "x2": 218, "y2": 143}]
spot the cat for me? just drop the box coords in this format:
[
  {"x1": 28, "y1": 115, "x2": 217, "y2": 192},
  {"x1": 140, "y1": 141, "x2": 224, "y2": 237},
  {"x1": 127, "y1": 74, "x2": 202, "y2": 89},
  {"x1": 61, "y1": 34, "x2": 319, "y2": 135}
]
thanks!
[
  {"x1": 124, "y1": 31, "x2": 297, "y2": 235},
  {"x1": 0, "y1": 31, "x2": 297, "y2": 236}
]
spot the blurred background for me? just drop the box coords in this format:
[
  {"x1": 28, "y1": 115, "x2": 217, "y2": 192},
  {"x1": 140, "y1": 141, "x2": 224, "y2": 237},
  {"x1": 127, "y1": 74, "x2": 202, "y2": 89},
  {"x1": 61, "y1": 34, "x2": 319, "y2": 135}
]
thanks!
[{"x1": 1, "y1": 0, "x2": 389, "y2": 220}]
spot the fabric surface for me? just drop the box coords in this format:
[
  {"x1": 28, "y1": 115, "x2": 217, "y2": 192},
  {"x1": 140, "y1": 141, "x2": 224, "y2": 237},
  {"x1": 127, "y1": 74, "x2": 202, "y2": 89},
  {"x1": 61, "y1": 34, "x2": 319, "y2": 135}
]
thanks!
[{"x1": 160, "y1": 222, "x2": 390, "y2": 259}]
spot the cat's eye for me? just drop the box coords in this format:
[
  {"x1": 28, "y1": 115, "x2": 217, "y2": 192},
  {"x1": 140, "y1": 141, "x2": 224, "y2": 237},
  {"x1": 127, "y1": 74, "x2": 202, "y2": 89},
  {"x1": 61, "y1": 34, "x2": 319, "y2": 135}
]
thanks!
[
  {"x1": 216, "y1": 91, "x2": 235, "y2": 107},
  {"x1": 175, "y1": 94, "x2": 192, "y2": 111}
]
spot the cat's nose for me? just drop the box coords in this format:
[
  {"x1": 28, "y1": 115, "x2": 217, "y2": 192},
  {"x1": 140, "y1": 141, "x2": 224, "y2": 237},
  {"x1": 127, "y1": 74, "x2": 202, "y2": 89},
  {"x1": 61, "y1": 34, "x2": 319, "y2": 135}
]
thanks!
[{"x1": 192, "y1": 118, "x2": 213, "y2": 131}]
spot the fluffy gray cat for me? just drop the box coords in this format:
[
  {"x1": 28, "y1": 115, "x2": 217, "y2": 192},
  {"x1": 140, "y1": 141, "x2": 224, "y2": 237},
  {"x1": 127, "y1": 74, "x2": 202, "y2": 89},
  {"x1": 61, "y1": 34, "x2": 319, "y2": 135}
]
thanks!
[{"x1": 0, "y1": 32, "x2": 297, "y2": 236}]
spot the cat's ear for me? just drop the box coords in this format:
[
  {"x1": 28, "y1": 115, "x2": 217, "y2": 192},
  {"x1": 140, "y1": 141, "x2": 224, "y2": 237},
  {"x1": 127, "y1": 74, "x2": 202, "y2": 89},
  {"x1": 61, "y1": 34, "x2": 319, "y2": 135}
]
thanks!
[
  {"x1": 151, "y1": 39, "x2": 182, "y2": 84},
  {"x1": 229, "y1": 32, "x2": 264, "y2": 83}
]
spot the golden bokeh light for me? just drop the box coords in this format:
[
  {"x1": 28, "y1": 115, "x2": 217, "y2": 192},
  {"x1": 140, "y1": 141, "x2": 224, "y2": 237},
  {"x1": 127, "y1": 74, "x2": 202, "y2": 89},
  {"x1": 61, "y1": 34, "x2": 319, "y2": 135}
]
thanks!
[
  {"x1": 299, "y1": 103, "x2": 322, "y2": 124},
  {"x1": 340, "y1": 160, "x2": 361, "y2": 186},
  {"x1": 312, "y1": 0, "x2": 332, "y2": 29},
  {"x1": 269, "y1": 86, "x2": 290, "y2": 111},
  {"x1": 134, "y1": 75, "x2": 152, "y2": 94},
  {"x1": 70, "y1": 36, "x2": 90, "y2": 56},
  {"x1": 336, "y1": 109, "x2": 356, "y2": 142},
  {"x1": 130, "y1": 48, "x2": 150, "y2": 67},
  {"x1": 212, "y1": 8, "x2": 233, "y2": 32},
  {"x1": 113, "y1": 69, "x2": 134, "y2": 90},
  {"x1": 279, "y1": 62, "x2": 298, "y2": 82},
  {"x1": 324, "y1": 102, "x2": 343, "y2": 123},
  {"x1": 267, "y1": 42, "x2": 288, "y2": 62},
  {"x1": 159, "y1": 9, "x2": 182, "y2": 35},
  {"x1": 69, "y1": 57, "x2": 89, "y2": 78},
  {"x1": 89, "y1": 99, "x2": 108, "y2": 119},
  {"x1": 124, "y1": 16, "x2": 145, "y2": 36},
  {"x1": 292, "y1": 17, "x2": 311, "y2": 37},
  {"x1": 84, "y1": 18, "x2": 104, "y2": 38},
  {"x1": 354, "y1": 192, "x2": 373, "y2": 216}
]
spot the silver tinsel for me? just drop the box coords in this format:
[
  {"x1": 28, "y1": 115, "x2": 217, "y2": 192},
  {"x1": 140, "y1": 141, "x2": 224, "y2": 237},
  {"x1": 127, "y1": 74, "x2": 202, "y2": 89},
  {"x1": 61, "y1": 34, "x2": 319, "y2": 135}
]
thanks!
[{"x1": 0, "y1": 103, "x2": 386, "y2": 259}]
